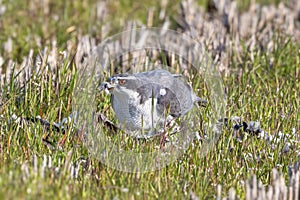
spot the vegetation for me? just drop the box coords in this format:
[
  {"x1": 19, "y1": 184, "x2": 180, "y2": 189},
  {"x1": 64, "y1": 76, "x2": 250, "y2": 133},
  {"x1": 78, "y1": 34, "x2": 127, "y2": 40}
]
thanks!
[{"x1": 0, "y1": 0, "x2": 299, "y2": 199}]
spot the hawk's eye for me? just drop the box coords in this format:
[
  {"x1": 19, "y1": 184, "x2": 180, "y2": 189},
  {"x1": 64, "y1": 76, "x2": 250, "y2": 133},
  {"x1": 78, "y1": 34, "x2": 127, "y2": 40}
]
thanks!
[{"x1": 119, "y1": 79, "x2": 126, "y2": 85}]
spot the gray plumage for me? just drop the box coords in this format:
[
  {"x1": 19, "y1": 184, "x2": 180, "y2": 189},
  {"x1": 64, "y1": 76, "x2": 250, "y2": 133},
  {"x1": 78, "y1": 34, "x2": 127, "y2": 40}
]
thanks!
[{"x1": 99, "y1": 69, "x2": 205, "y2": 131}]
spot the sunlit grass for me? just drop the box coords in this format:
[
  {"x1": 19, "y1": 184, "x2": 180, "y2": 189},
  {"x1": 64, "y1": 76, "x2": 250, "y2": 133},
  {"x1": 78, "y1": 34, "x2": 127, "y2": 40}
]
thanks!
[{"x1": 0, "y1": 0, "x2": 299, "y2": 199}]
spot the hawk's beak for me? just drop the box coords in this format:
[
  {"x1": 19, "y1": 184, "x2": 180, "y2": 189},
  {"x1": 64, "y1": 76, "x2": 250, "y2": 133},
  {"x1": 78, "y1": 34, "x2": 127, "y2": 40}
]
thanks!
[{"x1": 98, "y1": 82, "x2": 116, "y2": 94}]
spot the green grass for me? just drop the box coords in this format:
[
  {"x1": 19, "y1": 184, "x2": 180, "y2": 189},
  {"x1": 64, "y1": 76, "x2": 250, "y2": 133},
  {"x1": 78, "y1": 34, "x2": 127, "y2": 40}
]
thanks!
[{"x1": 0, "y1": 0, "x2": 299, "y2": 199}]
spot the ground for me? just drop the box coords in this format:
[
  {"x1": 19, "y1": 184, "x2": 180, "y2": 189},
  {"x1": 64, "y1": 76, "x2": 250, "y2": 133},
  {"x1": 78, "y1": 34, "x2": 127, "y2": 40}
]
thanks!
[{"x1": 0, "y1": 0, "x2": 299, "y2": 199}]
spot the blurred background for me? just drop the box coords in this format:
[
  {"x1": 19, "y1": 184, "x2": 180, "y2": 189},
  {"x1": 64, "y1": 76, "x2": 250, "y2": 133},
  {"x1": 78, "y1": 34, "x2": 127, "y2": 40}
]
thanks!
[
  {"x1": 0, "y1": 0, "x2": 298, "y2": 63},
  {"x1": 0, "y1": 0, "x2": 299, "y2": 199}
]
